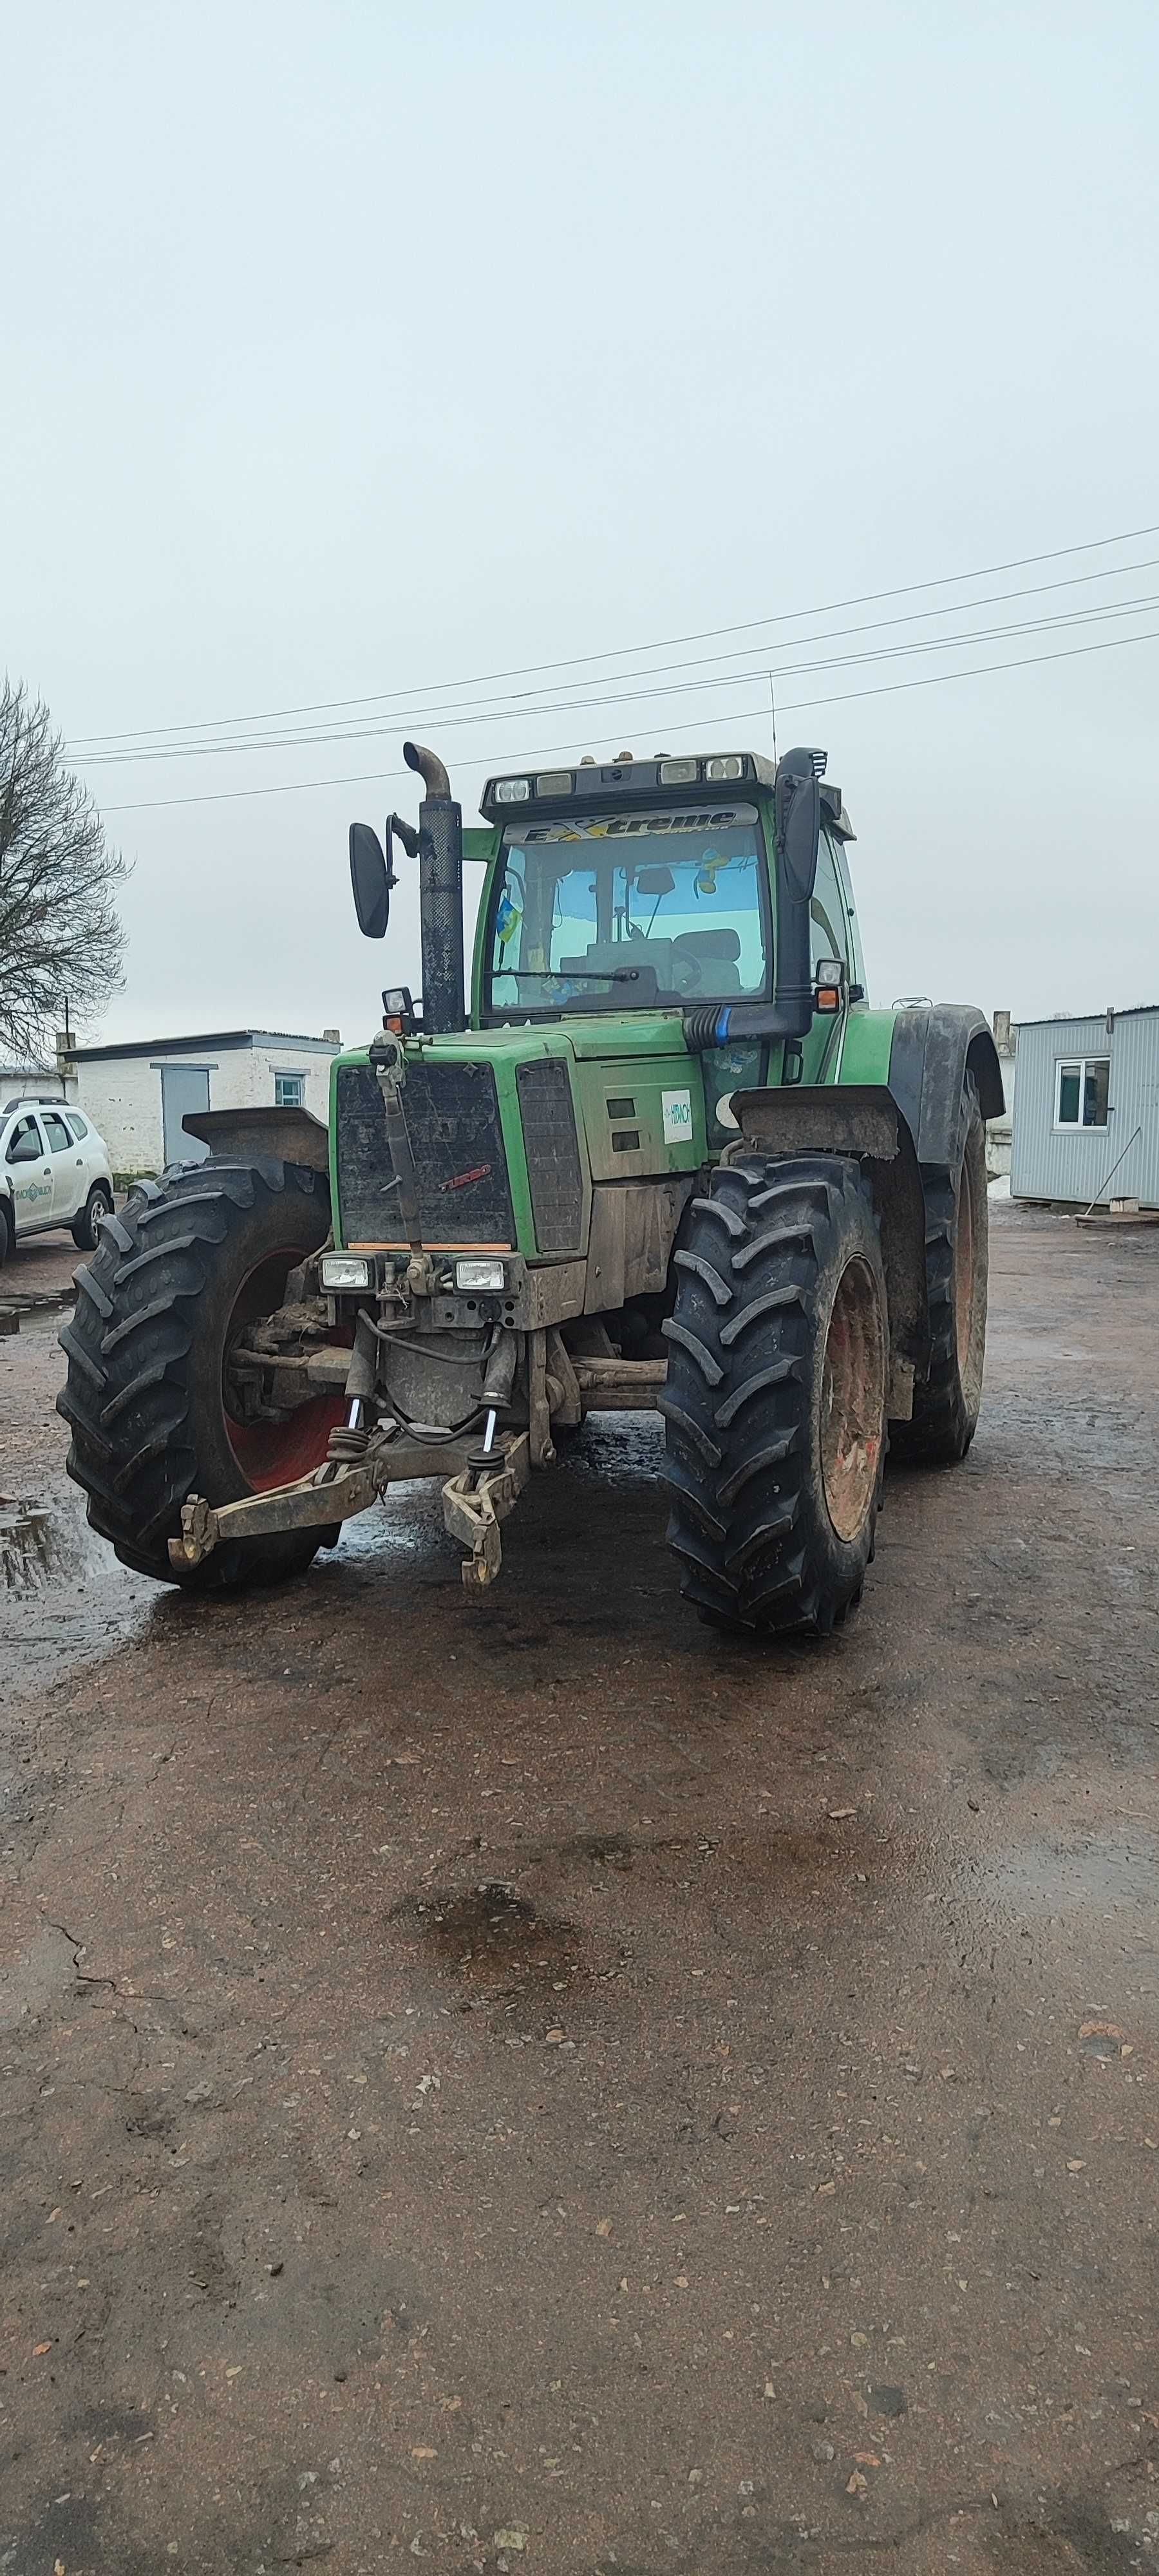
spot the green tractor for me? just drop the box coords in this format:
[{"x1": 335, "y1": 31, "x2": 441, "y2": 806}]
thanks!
[{"x1": 59, "y1": 741, "x2": 1001, "y2": 1634}]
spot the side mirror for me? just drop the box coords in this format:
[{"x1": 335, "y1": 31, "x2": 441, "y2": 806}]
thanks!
[
  {"x1": 349, "y1": 822, "x2": 391, "y2": 940},
  {"x1": 780, "y1": 772, "x2": 821, "y2": 904}
]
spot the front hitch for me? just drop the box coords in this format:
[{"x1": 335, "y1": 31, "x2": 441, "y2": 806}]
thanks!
[
  {"x1": 169, "y1": 1446, "x2": 385, "y2": 1570},
  {"x1": 168, "y1": 1423, "x2": 532, "y2": 1582},
  {"x1": 440, "y1": 1433, "x2": 530, "y2": 1588}
]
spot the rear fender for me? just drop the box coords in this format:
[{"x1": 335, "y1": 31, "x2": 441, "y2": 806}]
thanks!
[
  {"x1": 727, "y1": 1083, "x2": 929, "y2": 1379},
  {"x1": 888, "y1": 1007, "x2": 1003, "y2": 1173},
  {"x1": 182, "y1": 1105, "x2": 331, "y2": 1179}
]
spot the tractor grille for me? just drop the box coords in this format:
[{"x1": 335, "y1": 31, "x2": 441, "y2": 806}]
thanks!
[
  {"x1": 335, "y1": 1061, "x2": 515, "y2": 1247},
  {"x1": 517, "y1": 1058, "x2": 584, "y2": 1253}
]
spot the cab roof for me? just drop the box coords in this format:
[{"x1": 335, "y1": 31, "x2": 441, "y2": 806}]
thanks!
[{"x1": 478, "y1": 750, "x2": 854, "y2": 838}]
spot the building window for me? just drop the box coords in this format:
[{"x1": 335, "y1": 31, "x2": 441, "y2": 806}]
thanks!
[
  {"x1": 274, "y1": 1071, "x2": 306, "y2": 1108},
  {"x1": 1055, "y1": 1057, "x2": 1109, "y2": 1129}
]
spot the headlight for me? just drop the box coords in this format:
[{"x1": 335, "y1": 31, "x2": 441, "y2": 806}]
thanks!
[
  {"x1": 658, "y1": 757, "x2": 698, "y2": 785},
  {"x1": 494, "y1": 777, "x2": 531, "y2": 804},
  {"x1": 320, "y1": 1254, "x2": 371, "y2": 1290},
  {"x1": 535, "y1": 771, "x2": 573, "y2": 797},
  {"x1": 705, "y1": 753, "x2": 745, "y2": 782},
  {"x1": 454, "y1": 1257, "x2": 506, "y2": 1291}
]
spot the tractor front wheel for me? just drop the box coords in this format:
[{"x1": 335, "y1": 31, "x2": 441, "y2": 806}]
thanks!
[
  {"x1": 58, "y1": 1156, "x2": 342, "y2": 1588},
  {"x1": 661, "y1": 1154, "x2": 888, "y2": 1636}
]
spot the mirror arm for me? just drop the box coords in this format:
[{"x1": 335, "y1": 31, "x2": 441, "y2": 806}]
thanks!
[{"x1": 387, "y1": 813, "x2": 420, "y2": 864}]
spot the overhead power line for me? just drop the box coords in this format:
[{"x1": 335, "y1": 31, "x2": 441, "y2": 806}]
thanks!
[
  {"x1": 71, "y1": 542, "x2": 1159, "y2": 761},
  {"x1": 101, "y1": 618, "x2": 1159, "y2": 815},
  {"x1": 79, "y1": 587, "x2": 1159, "y2": 769},
  {"x1": 70, "y1": 517, "x2": 1159, "y2": 753}
]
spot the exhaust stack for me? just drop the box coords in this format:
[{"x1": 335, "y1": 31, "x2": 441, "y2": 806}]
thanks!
[{"x1": 404, "y1": 741, "x2": 465, "y2": 1034}]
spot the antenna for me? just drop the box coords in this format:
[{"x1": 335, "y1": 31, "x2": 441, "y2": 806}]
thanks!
[{"x1": 767, "y1": 672, "x2": 778, "y2": 764}]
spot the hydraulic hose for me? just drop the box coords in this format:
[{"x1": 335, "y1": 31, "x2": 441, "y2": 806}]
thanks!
[{"x1": 683, "y1": 998, "x2": 815, "y2": 1052}]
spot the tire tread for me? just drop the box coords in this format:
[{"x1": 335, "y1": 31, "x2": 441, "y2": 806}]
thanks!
[
  {"x1": 57, "y1": 1155, "x2": 330, "y2": 1590},
  {"x1": 663, "y1": 1153, "x2": 885, "y2": 1636}
]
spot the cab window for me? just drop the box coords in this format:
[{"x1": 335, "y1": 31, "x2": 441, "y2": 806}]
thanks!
[
  {"x1": 6, "y1": 1115, "x2": 44, "y2": 1164},
  {"x1": 810, "y1": 833, "x2": 850, "y2": 971},
  {"x1": 486, "y1": 803, "x2": 769, "y2": 1016},
  {"x1": 833, "y1": 841, "x2": 867, "y2": 994}
]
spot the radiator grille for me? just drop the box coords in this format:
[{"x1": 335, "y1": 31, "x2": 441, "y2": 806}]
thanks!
[
  {"x1": 517, "y1": 1058, "x2": 584, "y2": 1253},
  {"x1": 335, "y1": 1060, "x2": 514, "y2": 1247}
]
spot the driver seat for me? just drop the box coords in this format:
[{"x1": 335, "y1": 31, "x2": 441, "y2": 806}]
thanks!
[{"x1": 672, "y1": 928, "x2": 743, "y2": 994}]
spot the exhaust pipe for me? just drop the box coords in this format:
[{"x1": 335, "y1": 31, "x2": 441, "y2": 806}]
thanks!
[
  {"x1": 402, "y1": 739, "x2": 451, "y2": 800},
  {"x1": 403, "y1": 740, "x2": 464, "y2": 1034}
]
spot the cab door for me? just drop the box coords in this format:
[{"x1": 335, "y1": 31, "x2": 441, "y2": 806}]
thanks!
[
  {"x1": 39, "y1": 1107, "x2": 84, "y2": 1221},
  {"x1": 797, "y1": 831, "x2": 854, "y2": 1085},
  {"x1": 5, "y1": 1113, "x2": 53, "y2": 1233}
]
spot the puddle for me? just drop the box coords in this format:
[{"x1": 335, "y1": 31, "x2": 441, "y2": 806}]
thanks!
[
  {"x1": 0, "y1": 1287, "x2": 78, "y2": 1341},
  {"x1": 956, "y1": 1832, "x2": 1158, "y2": 1922},
  {"x1": 0, "y1": 1485, "x2": 156, "y2": 1702},
  {"x1": 0, "y1": 1499, "x2": 55, "y2": 1589}
]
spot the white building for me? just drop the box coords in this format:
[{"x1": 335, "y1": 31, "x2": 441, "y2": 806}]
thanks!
[
  {"x1": 66, "y1": 1028, "x2": 341, "y2": 1178},
  {"x1": 1011, "y1": 1005, "x2": 1159, "y2": 1209},
  {"x1": 1, "y1": 1057, "x2": 75, "y2": 1112}
]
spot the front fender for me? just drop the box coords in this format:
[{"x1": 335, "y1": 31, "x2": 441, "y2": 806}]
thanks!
[
  {"x1": 888, "y1": 1006, "x2": 1004, "y2": 1171},
  {"x1": 182, "y1": 1104, "x2": 331, "y2": 1177},
  {"x1": 728, "y1": 1083, "x2": 928, "y2": 1370}
]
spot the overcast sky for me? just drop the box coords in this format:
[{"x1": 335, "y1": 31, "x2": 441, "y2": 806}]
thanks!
[{"x1": 5, "y1": 0, "x2": 1157, "y2": 1046}]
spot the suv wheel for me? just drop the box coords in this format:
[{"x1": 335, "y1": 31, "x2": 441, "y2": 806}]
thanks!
[{"x1": 71, "y1": 1182, "x2": 114, "y2": 1252}]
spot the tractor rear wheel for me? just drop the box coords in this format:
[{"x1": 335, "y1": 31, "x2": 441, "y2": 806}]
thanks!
[
  {"x1": 57, "y1": 1156, "x2": 343, "y2": 1589},
  {"x1": 890, "y1": 1077, "x2": 988, "y2": 1463},
  {"x1": 661, "y1": 1154, "x2": 888, "y2": 1636}
]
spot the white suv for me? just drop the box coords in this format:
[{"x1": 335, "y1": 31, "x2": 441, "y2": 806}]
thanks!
[{"x1": 0, "y1": 1100, "x2": 115, "y2": 1263}]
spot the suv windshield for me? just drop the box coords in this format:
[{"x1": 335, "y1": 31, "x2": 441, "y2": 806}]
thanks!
[{"x1": 485, "y1": 802, "x2": 769, "y2": 1016}]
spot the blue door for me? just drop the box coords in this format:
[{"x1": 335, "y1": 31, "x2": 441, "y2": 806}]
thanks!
[{"x1": 160, "y1": 1065, "x2": 211, "y2": 1167}]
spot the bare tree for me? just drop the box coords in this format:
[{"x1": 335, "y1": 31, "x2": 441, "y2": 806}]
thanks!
[{"x1": 0, "y1": 677, "x2": 128, "y2": 1061}]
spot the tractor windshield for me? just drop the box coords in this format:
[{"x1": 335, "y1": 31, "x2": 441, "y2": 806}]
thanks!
[{"x1": 484, "y1": 802, "x2": 769, "y2": 1017}]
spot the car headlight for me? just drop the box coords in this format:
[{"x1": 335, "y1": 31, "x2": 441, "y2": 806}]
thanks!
[
  {"x1": 454, "y1": 1258, "x2": 506, "y2": 1291},
  {"x1": 320, "y1": 1254, "x2": 372, "y2": 1290}
]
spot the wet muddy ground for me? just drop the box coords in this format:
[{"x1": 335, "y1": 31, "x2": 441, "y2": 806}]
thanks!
[{"x1": 2, "y1": 1204, "x2": 1158, "y2": 2576}]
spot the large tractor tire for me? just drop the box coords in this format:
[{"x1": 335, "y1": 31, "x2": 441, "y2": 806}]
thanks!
[
  {"x1": 57, "y1": 1157, "x2": 343, "y2": 1589},
  {"x1": 661, "y1": 1154, "x2": 888, "y2": 1637},
  {"x1": 890, "y1": 1077, "x2": 988, "y2": 1464}
]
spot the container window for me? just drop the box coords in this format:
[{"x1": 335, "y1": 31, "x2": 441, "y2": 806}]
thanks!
[{"x1": 1055, "y1": 1057, "x2": 1109, "y2": 1128}]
